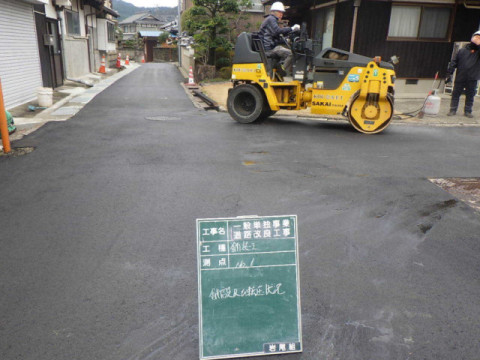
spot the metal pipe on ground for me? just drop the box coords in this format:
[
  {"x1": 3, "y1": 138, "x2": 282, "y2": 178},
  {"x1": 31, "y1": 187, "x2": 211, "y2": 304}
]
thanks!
[{"x1": 192, "y1": 90, "x2": 220, "y2": 110}]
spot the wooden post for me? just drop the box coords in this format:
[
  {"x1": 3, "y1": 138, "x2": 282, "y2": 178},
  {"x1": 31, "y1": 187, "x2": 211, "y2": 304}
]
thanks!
[
  {"x1": 0, "y1": 78, "x2": 12, "y2": 154},
  {"x1": 350, "y1": 0, "x2": 361, "y2": 53}
]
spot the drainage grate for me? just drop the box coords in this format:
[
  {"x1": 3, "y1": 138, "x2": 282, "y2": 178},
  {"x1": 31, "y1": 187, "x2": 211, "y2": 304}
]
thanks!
[
  {"x1": 429, "y1": 178, "x2": 480, "y2": 212},
  {"x1": 145, "y1": 116, "x2": 180, "y2": 121}
]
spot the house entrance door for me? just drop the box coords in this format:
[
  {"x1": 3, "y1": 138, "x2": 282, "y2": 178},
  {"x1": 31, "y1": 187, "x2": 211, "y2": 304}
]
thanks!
[
  {"x1": 34, "y1": 7, "x2": 63, "y2": 88},
  {"x1": 145, "y1": 40, "x2": 155, "y2": 62},
  {"x1": 47, "y1": 19, "x2": 64, "y2": 88}
]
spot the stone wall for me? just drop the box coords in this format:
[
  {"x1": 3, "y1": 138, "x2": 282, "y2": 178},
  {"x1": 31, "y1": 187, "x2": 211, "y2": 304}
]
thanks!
[
  {"x1": 181, "y1": 46, "x2": 195, "y2": 74},
  {"x1": 116, "y1": 48, "x2": 144, "y2": 63},
  {"x1": 117, "y1": 47, "x2": 179, "y2": 63},
  {"x1": 195, "y1": 65, "x2": 216, "y2": 82},
  {"x1": 153, "y1": 47, "x2": 179, "y2": 62}
]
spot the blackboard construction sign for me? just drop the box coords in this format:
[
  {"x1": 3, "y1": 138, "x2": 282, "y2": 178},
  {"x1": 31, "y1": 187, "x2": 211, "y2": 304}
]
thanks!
[{"x1": 196, "y1": 215, "x2": 302, "y2": 360}]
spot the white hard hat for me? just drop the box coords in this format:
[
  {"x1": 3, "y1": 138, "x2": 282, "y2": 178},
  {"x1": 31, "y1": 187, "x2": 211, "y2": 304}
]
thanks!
[
  {"x1": 473, "y1": 30, "x2": 480, "y2": 36},
  {"x1": 271, "y1": 2, "x2": 285, "y2": 12}
]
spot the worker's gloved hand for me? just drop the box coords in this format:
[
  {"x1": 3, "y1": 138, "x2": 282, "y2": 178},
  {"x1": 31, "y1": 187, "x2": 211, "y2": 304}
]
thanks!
[
  {"x1": 291, "y1": 24, "x2": 301, "y2": 32},
  {"x1": 445, "y1": 76, "x2": 452, "y2": 84}
]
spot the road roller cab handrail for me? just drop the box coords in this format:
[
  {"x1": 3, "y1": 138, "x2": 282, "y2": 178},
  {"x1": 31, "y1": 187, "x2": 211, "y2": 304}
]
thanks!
[{"x1": 251, "y1": 33, "x2": 270, "y2": 71}]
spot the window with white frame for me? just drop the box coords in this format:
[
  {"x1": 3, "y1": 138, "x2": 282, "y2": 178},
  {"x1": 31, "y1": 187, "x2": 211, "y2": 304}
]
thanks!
[
  {"x1": 107, "y1": 22, "x2": 115, "y2": 42},
  {"x1": 388, "y1": 5, "x2": 452, "y2": 40},
  {"x1": 65, "y1": 10, "x2": 80, "y2": 35}
]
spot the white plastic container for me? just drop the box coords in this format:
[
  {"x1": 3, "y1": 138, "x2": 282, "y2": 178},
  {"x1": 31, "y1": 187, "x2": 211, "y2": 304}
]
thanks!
[
  {"x1": 37, "y1": 87, "x2": 53, "y2": 107},
  {"x1": 423, "y1": 90, "x2": 441, "y2": 116}
]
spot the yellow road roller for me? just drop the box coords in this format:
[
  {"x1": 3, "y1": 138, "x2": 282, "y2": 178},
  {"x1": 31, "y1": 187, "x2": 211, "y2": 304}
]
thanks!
[{"x1": 227, "y1": 27, "x2": 397, "y2": 134}]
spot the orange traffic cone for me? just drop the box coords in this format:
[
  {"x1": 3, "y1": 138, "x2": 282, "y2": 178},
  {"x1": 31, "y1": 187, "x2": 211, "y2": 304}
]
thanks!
[
  {"x1": 125, "y1": 54, "x2": 130, "y2": 65},
  {"x1": 116, "y1": 53, "x2": 121, "y2": 68},
  {"x1": 141, "y1": 54, "x2": 145, "y2": 63},
  {"x1": 99, "y1": 54, "x2": 106, "y2": 73},
  {"x1": 187, "y1": 66, "x2": 196, "y2": 86}
]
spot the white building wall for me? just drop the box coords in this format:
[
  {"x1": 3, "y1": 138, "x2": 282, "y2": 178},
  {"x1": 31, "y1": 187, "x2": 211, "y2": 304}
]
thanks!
[
  {"x1": 58, "y1": 0, "x2": 90, "y2": 78},
  {"x1": 97, "y1": 19, "x2": 116, "y2": 52},
  {"x1": 0, "y1": 0, "x2": 43, "y2": 109}
]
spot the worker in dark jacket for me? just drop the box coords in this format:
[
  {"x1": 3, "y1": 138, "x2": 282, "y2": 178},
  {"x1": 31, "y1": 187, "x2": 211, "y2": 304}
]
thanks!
[
  {"x1": 258, "y1": 2, "x2": 300, "y2": 75},
  {"x1": 446, "y1": 30, "x2": 480, "y2": 118}
]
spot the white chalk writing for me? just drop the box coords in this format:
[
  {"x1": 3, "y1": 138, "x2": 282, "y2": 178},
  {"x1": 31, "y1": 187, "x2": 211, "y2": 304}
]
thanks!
[
  {"x1": 235, "y1": 258, "x2": 255, "y2": 268},
  {"x1": 230, "y1": 241, "x2": 257, "y2": 253},
  {"x1": 209, "y1": 283, "x2": 285, "y2": 300},
  {"x1": 202, "y1": 227, "x2": 226, "y2": 236}
]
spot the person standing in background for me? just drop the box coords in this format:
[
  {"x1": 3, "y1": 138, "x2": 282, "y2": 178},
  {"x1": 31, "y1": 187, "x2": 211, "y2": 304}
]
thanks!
[{"x1": 446, "y1": 30, "x2": 480, "y2": 118}]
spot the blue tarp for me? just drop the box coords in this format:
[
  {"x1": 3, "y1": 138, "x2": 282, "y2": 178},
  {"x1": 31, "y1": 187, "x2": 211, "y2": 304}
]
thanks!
[{"x1": 138, "y1": 31, "x2": 164, "y2": 37}]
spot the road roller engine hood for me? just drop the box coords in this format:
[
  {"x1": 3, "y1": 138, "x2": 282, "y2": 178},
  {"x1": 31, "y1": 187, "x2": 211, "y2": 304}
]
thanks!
[
  {"x1": 296, "y1": 47, "x2": 395, "y2": 87},
  {"x1": 313, "y1": 48, "x2": 394, "y2": 71}
]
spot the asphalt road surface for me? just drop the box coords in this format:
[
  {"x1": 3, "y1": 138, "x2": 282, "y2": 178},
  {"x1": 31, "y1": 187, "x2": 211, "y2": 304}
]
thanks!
[{"x1": 1, "y1": 63, "x2": 480, "y2": 360}]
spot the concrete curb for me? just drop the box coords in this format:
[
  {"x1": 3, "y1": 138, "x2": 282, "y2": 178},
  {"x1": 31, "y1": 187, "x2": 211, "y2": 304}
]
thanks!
[
  {"x1": 4, "y1": 64, "x2": 141, "y2": 146},
  {"x1": 180, "y1": 82, "x2": 209, "y2": 110},
  {"x1": 21, "y1": 64, "x2": 141, "y2": 126}
]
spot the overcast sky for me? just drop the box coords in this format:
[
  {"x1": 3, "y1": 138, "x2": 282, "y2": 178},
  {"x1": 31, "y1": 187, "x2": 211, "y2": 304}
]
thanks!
[{"x1": 121, "y1": 0, "x2": 178, "y2": 8}]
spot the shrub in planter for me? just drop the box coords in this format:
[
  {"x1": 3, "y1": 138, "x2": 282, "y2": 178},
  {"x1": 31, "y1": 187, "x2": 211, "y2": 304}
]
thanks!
[{"x1": 219, "y1": 66, "x2": 232, "y2": 79}]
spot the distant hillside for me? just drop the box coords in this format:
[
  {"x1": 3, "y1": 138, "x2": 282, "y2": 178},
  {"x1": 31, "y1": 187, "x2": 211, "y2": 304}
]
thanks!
[{"x1": 112, "y1": 0, "x2": 177, "y2": 21}]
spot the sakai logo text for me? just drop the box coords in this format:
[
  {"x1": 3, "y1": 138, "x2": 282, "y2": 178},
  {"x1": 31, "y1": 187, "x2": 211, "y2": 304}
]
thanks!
[{"x1": 312, "y1": 101, "x2": 331, "y2": 106}]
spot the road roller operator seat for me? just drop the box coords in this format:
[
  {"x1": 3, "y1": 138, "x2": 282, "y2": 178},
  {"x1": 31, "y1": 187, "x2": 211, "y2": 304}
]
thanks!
[{"x1": 233, "y1": 32, "x2": 283, "y2": 80}]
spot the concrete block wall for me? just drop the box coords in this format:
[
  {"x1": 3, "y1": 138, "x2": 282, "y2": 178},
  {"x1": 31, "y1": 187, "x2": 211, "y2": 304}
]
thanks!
[{"x1": 64, "y1": 38, "x2": 90, "y2": 78}]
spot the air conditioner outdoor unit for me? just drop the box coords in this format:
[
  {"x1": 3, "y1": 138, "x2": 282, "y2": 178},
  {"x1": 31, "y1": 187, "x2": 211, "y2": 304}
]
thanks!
[
  {"x1": 55, "y1": 0, "x2": 72, "y2": 6},
  {"x1": 21, "y1": 0, "x2": 49, "y2": 4}
]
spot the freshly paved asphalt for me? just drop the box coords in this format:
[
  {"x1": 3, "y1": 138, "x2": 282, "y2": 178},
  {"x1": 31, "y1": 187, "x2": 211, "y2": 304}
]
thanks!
[{"x1": 1, "y1": 63, "x2": 480, "y2": 360}]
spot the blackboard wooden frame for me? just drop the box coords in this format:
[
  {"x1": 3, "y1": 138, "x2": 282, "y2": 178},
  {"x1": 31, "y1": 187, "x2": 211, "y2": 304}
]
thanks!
[{"x1": 197, "y1": 215, "x2": 302, "y2": 360}]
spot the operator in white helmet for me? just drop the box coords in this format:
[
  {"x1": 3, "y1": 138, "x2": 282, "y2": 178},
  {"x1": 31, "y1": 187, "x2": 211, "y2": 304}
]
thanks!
[{"x1": 258, "y1": 1, "x2": 300, "y2": 76}]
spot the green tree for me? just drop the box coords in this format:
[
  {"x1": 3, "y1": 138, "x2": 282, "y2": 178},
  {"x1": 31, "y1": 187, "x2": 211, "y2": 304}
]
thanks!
[
  {"x1": 226, "y1": 0, "x2": 254, "y2": 42},
  {"x1": 183, "y1": 0, "x2": 252, "y2": 65},
  {"x1": 158, "y1": 32, "x2": 170, "y2": 45}
]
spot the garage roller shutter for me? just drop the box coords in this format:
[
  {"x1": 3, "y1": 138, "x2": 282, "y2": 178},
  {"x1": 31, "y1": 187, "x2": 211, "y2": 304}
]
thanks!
[{"x1": 0, "y1": 0, "x2": 43, "y2": 109}]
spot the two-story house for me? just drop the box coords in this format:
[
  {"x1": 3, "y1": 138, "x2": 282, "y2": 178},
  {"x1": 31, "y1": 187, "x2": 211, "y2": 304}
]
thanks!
[
  {"x1": 119, "y1": 12, "x2": 168, "y2": 40},
  {"x1": 262, "y1": 0, "x2": 480, "y2": 93}
]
